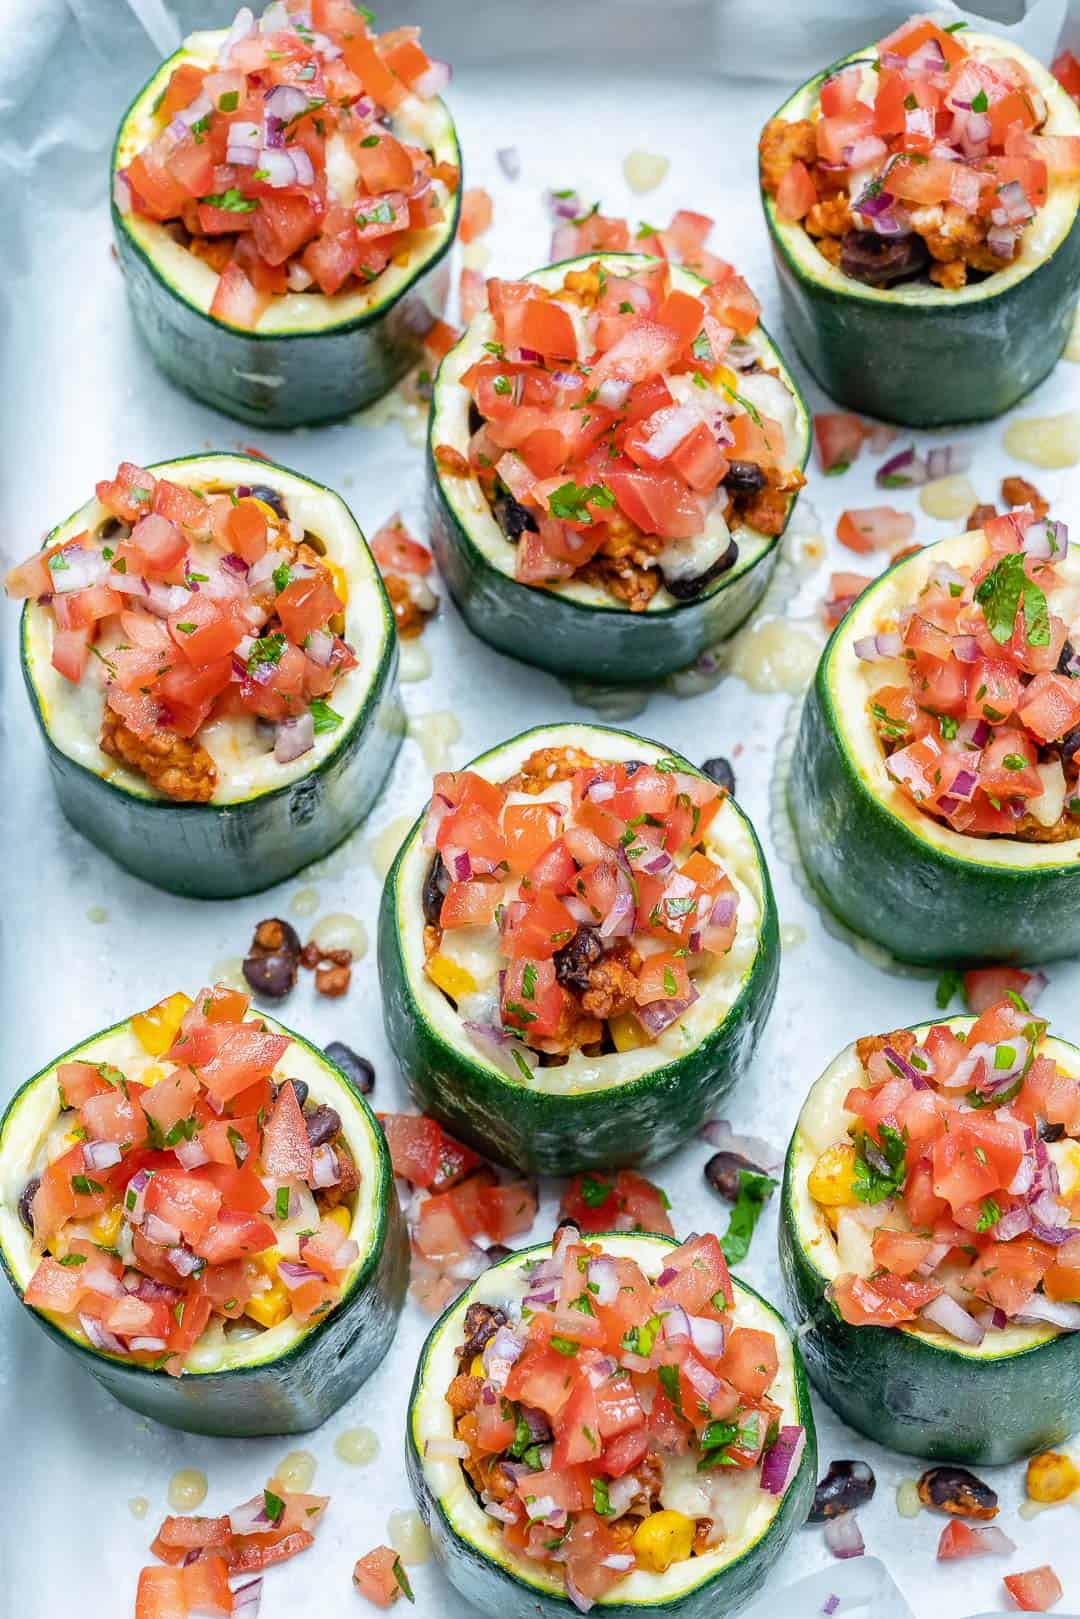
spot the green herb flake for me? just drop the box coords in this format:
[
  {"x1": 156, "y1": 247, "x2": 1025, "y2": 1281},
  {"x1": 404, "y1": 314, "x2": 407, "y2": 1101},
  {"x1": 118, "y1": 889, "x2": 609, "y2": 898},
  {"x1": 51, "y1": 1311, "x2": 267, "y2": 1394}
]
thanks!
[
  {"x1": 936, "y1": 968, "x2": 963, "y2": 1010},
  {"x1": 550, "y1": 1335, "x2": 580, "y2": 1357},
  {"x1": 718, "y1": 1168, "x2": 778, "y2": 1264},
  {"x1": 579, "y1": 1173, "x2": 613, "y2": 1209},
  {"x1": 853, "y1": 1122, "x2": 907, "y2": 1206},
  {"x1": 275, "y1": 1186, "x2": 290, "y2": 1221},
  {"x1": 976, "y1": 1197, "x2": 1000, "y2": 1233},
  {"x1": 974, "y1": 552, "x2": 1050, "y2": 648},
  {"x1": 310, "y1": 699, "x2": 344, "y2": 734},
  {"x1": 200, "y1": 187, "x2": 258, "y2": 214},
  {"x1": 71, "y1": 1175, "x2": 104, "y2": 1196},
  {"x1": 592, "y1": 1478, "x2": 612, "y2": 1515}
]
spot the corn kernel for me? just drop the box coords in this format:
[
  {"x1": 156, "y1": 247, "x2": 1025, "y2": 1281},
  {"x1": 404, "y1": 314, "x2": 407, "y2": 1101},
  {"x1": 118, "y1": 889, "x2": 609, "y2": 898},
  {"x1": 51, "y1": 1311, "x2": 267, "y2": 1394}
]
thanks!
[
  {"x1": 260, "y1": 1248, "x2": 283, "y2": 1280},
  {"x1": 713, "y1": 365, "x2": 738, "y2": 393},
  {"x1": 328, "y1": 1206, "x2": 352, "y2": 1235},
  {"x1": 131, "y1": 992, "x2": 192, "y2": 1057},
  {"x1": 325, "y1": 560, "x2": 349, "y2": 606},
  {"x1": 609, "y1": 1012, "x2": 646, "y2": 1053},
  {"x1": 244, "y1": 1281, "x2": 290, "y2": 1328},
  {"x1": 1026, "y1": 1451, "x2": 1080, "y2": 1504},
  {"x1": 631, "y1": 1510, "x2": 695, "y2": 1573},
  {"x1": 249, "y1": 497, "x2": 280, "y2": 526},
  {"x1": 808, "y1": 1142, "x2": 859, "y2": 1207},
  {"x1": 91, "y1": 1206, "x2": 123, "y2": 1246},
  {"x1": 425, "y1": 953, "x2": 477, "y2": 1001},
  {"x1": 469, "y1": 1355, "x2": 484, "y2": 1377}
]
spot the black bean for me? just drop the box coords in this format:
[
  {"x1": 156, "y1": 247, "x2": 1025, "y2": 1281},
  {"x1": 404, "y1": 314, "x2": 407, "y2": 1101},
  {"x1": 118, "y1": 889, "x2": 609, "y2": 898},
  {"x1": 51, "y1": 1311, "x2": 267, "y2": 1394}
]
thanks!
[
  {"x1": 272, "y1": 1078, "x2": 309, "y2": 1110},
  {"x1": 917, "y1": 1465, "x2": 998, "y2": 1519},
  {"x1": 723, "y1": 460, "x2": 767, "y2": 497},
  {"x1": 554, "y1": 1216, "x2": 581, "y2": 1239},
  {"x1": 1057, "y1": 637, "x2": 1076, "y2": 677},
  {"x1": 484, "y1": 1244, "x2": 515, "y2": 1266},
  {"x1": 663, "y1": 538, "x2": 739, "y2": 600},
  {"x1": 1040, "y1": 1120, "x2": 1066, "y2": 1142},
  {"x1": 423, "y1": 853, "x2": 450, "y2": 928},
  {"x1": 325, "y1": 1041, "x2": 375, "y2": 1095},
  {"x1": 554, "y1": 927, "x2": 603, "y2": 993},
  {"x1": 623, "y1": 761, "x2": 643, "y2": 777},
  {"x1": 243, "y1": 950, "x2": 298, "y2": 1000},
  {"x1": 249, "y1": 483, "x2": 287, "y2": 519},
  {"x1": 809, "y1": 1460, "x2": 876, "y2": 1522},
  {"x1": 468, "y1": 400, "x2": 484, "y2": 437},
  {"x1": 18, "y1": 1176, "x2": 40, "y2": 1234},
  {"x1": 701, "y1": 757, "x2": 736, "y2": 794},
  {"x1": 456, "y1": 1301, "x2": 507, "y2": 1365},
  {"x1": 1058, "y1": 721, "x2": 1080, "y2": 761},
  {"x1": 492, "y1": 490, "x2": 539, "y2": 544},
  {"x1": 705, "y1": 1149, "x2": 765, "y2": 1202},
  {"x1": 305, "y1": 1104, "x2": 342, "y2": 1149},
  {"x1": 839, "y1": 229, "x2": 930, "y2": 287}
]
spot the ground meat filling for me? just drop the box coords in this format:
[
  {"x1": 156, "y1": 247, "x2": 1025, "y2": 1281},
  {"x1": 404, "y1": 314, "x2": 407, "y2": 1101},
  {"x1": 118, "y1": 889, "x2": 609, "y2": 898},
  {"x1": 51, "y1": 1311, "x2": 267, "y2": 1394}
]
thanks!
[{"x1": 100, "y1": 705, "x2": 219, "y2": 803}]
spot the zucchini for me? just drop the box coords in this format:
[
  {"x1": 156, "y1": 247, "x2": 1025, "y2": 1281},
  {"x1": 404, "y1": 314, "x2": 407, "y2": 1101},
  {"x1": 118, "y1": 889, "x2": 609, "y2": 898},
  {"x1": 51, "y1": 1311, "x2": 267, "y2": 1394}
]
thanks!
[
  {"x1": 377, "y1": 721, "x2": 779, "y2": 1175},
  {"x1": 0, "y1": 1006, "x2": 407, "y2": 1437},
  {"x1": 407, "y1": 1232, "x2": 816, "y2": 1619},
  {"x1": 20, "y1": 452, "x2": 402, "y2": 899},
  {"x1": 426, "y1": 253, "x2": 809, "y2": 683},
  {"x1": 788, "y1": 528, "x2": 1080, "y2": 965},
  {"x1": 780, "y1": 1015, "x2": 1080, "y2": 1463},
  {"x1": 111, "y1": 30, "x2": 459, "y2": 428},
  {"x1": 761, "y1": 34, "x2": 1080, "y2": 426}
]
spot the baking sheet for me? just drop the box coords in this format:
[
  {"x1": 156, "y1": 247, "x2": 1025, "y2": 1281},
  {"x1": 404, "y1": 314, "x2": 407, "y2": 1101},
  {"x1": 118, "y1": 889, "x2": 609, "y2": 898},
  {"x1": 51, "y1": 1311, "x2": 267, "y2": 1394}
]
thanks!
[{"x1": 3, "y1": 2, "x2": 1080, "y2": 1615}]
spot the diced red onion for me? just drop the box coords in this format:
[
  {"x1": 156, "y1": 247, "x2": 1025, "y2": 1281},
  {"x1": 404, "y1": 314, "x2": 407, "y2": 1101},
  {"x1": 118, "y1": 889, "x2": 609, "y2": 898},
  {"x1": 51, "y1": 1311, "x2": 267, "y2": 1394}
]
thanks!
[
  {"x1": 83, "y1": 1140, "x2": 122, "y2": 1172},
  {"x1": 700, "y1": 1118, "x2": 780, "y2": 1168},
  {"x1": 876, "y1": 446, "x2": 927, "y2": 488},
  {"x1": 656, "y1": 1265, "x2": 677, "y2": 1288},
  {"x1": 265, "y1": 84, "x2": 309, "y2": 123},
  {"x1": 599, "y1": 888, "x2": 636, "y2": 941},
  {"x1": 621, "y1": 1351, "x2": 652, "y2": 1373},
  {"x1": 413, "y1": 59, "x2": 452, "y2": 99},
  {"x1": 824, "y1": 1512, "x2": 865, "y2": 1560},
  {"x1": 1014, "y1": 1297, "x2": 1080, "y2": 1330},
  {"x1": 274, "y1": 712, "x2": 315, "y2": 764},
  {"x1": 682, "y1": 1355, "x2": 721, "y2": 1404},
  {"x1": 661, "y1": 1304, "x2": 691, "y2": 1344},
  {"x1": 992, "y1": 180, "x2": 1035, "y2": 227},
  {"x1": 907, "y1": 38, "x2": 947, "y2": 75},
  {"x1": 49, "y1": 545, "x2": 111, "y2": 595},
  {"x1": 586, "y1": 1256, "x2": 619, "y2": 1306},
  {"x1": 993, "y1": 1204, "x2": 1032, "y2": 1242},
  {"x1": 174, "y1": 1138, "x2": 210, "y2": 1171},
  {"x1": 596, "y1": 378, "x2": 631, "y2": 411},
  {"x1": 113, "y1": 172, "x2": 133, "y2": 214},
  {"x1": 987, "y1": 224, "x2": 1019, "y2": 261},
  {"x1": 635, "y1": 983, "x2": 700, "y2": 1036},
  {"x1": 464, "y1": 1021, "x2": 539, "y2": 1082},
  {"x1": 760, "y1": 1425, "x2": 805, "y2": 1496},
  {"x1": 167, "y1": 1245, "x2": 202, "y2": 1278},
  {"x1": 642, "y1": 405, "x2": 697, "y2": 461},
  {"x1": 926, "y1": 444, "x2": 972, "y2": 480},
  {"x1": 231, "y1": 1577, "x2": 263, "y2": 1615},
  {"x1": 133, "y1": 1276, "x2": 183, "y2": 1305},
  {"x1": 587, "y1": 777, "x2": 616, "y2": 803},
  {"x1": 854, "y1": 632, "x2": 903, "y2": 662},
  {"x1": 484, "y1": 1501, "x2": 518, "y2": 1524},
  {"x1": 277, "y1": 1260, "x2": 323, "y2": 1290},
  {"x1": 823, "y1": 1599, "x2": 840, "y2": 1618},
  {"x1": 545, "y1": 189, "x2": 583, "y2": 221},
  {"x1": 919, "y1": 1293, "x2": 984, "y2": 1345},
  {"x1": 425, "y1": 1435, "x2": 470, "y2": 1460},
  {"x1": 600, "y1": 1553, "x2": 635, "y2": 1572},
  {"x1": 229, "y1": 1495, "x2": 273, "y2": 1536},
  {"x1": 310, "y1": 1142, "x2": 340, "y2": 1188},
  {"x1": 951, "y1": 635, "x2": 980, "y2": 665},
  {"x1": 915, "y1": 1241, "x2": 950, "y2": 1277},
  {"x1": 688, "y1": 1314, "x2": 726, "y2": 1358},
  {"x1": 483, "y1": 1324, "x2": 525, "y2": 1385},
  {"x1": 129, "y1": 1336, "x2": 169, "y2": 1353},
  {"x1": 80, "y1": 1314, "x2": 127, "y2": 1354}
]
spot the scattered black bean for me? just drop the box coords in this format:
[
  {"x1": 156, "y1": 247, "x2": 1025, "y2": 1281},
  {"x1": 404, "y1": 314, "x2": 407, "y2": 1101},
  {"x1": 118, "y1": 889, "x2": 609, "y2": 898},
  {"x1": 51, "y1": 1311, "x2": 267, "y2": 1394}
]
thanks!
[
  {"x1": 1057, "y1": 721, "x2": 1080, "y2": 761},
  {"x1": 705, "y1": 1149, "x2": 765, "y2": 1202},
  {"x1": 18, "y1": 1176, "x2": 39, "y2": 1234},
  {"x1": 423, "y1": 853, "x2": 451, "y2": 928},
  {"x1": 492, "y1": 490, "x2": 539, "y2": 544},
  {"x1": 456, "y1": 1301, "x2": 508, "y2": 1365},
  {"x1": 622, "y1": 761, "x2": 644, "y2": 777},
  {"x1": 554, "y1": 1216, "x2": 581, "y2": 1239},
  {"x1": 484, "y1": 1244, "x2": 515, "y2": 1265},
  {"x1": 701, "y1": 756, "x2": 736, "y2": 794},
  {"x1": 1040, "y1": 1120, "x2": 1066, "y2": 1142},
  {"x1": 663, "y1": 538, "x2": 739, "y2": 600},
  {"x1": 809, "y1": 1459, "x2": 876, "y2": 1522},
  {"x1": 917, "y1": 1465, "x2": 998, "y2": 1520},
  {"x1": 325, "y1": 1041, "x2": 375, "y2": 1094},
  {"x1": 554, "y1": 927, "x2": 603, "y2": 993},
  {"x1": 243, "y1": 916, "x2": 301, "y2": 1000},
  {"x1": 305, "y1": 1103, "x2": 342, "y2": 1149},
  {"x1": 840, "y1": 229, "x2": 930, "y2": 288},
  {"x1": 249, "y1": 483, "x2": 287, "y2": 520},
  {"x1": 723, "y1": 460, "x2": 767, "y2": 497},
  {"x1": 468, "y1": 400, "x2": 484, "y2": 437},
  {"x1": 1057, "y1": 637, "x2": 1076, "y2": 677}
]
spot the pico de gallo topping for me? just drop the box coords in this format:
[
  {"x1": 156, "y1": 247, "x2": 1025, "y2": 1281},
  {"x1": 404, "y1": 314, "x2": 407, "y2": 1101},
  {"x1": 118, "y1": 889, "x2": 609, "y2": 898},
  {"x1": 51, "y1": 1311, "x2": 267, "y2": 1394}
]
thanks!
[
  {"x1": 114, "y1": 0, "x2": 457, "y2": 328},
  {"x1": 807, "y1": 999, "x2": 1080, "y2": 1343},
  {"x1": 760, "y1": 15, "x2": 1080, "y2": 291},
  {"x1": 134, "y1": 1476, "x2": 328, "y2": 1617},
  {"x1": 421, "y1": 746, "x2": 740, "y2": 1066},
  {"x1": 858, "y1": 511, "x2": 1080, "y2": 840},
  {"x1": 379, "y1": 1111, "x2": 538, "y2": 1316},
  {"x1": 437, "y1": 1228, "x2": 804, "y2": 1611},
  {"x1": 5, "y1": 462, "x2": 356, "y2": 803},
  {"x1": 18, "y1": 986, "x2": 362, "y2": 1375},
  {"x1": 440, "y1": 250, "x2": 804, "y2": 611}
]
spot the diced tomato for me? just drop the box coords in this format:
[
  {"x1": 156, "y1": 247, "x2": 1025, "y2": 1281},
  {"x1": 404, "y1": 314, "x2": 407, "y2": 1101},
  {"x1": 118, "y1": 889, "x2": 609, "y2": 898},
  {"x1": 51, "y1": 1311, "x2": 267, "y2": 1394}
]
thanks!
[
  {"x1": 776, "y1": 160, "x2": 818, "y2": 222},
  {"x1": 504, "y1": 1345, "x2": 577, "y2": 1420},
  {"x1": 262, "y1": 1079, "x2": 313, "y2": 1182},
  {"x1": 1053, "y1": 50, "x2": 1080, "y2": 104},
  {"x1": 963, "y1": 967, "x2": 1041, "y2": 1015},
  {"x1": 551, "y1": 1378, "x2": 603, "y2": 1468},
  {"x1": 1002, "y1": 1566, "x2": 1064, "y2": 1612},
  {"x1": 439, "y1": 880, "x2": 501, "y2": 930},
  {"x1": 502, "y1": 957, "x2": 565, "y2": 1039},
  {"x1": 209, "y1": 262, "x2": 265, "y2": 330},
  {"x1": 1019, "y1": 671, "x2": 1080, "y2": 742},
  {"x1": 459, "y1": 186, "x2": 493, "y2": 244},
  {"x1": 195, "y1": 1208, "x2": 276, "y2": 1265},
  {"x1": 837, "y1": 506, "x2": 915, "y2": 554},
  {"x1": 135, "y1": 1566, "x2": 187, "y2": 1619},
  {"x1": 717, "y1": 1327, "x2": 778, "y2": 1399},
  {"x1": 937, "y1": 1520, "x2": 1010, "y2": 1561},
  {"x1": 370, "y1": 516, "x2": 432, "y2": 576},
  {"x1": 379, "y1": 1113, "x2": 442, "y2": 1187},
  {"x1": 964, "y1": 1239, "x2": 1052, "y2": 1317},
  {"x1": 832, "y1": 1272, "x2": 938, "y2": 1327},
  {"x1": 353, "y1": 1546, "x2": 407, "y2": 1608}
]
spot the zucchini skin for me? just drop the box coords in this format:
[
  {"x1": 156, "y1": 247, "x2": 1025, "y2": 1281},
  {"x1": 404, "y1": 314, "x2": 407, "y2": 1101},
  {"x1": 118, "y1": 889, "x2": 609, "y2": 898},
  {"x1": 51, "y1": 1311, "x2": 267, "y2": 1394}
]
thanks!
[
  {"x1": 0, "y1": 1031, "x2": 408, "y2": 1438},
  {"x1": 406, "y1": 1242, "x2": 817, "y2": 1619},
  {"x1": 787, "y1": 641, "x2": 1080, "y2": 966},
  {"x1": 113, "y1": 216, "x2": 455, "y2": 428},
  {"x1": 20, "y1": 453, "x2": 404, "y2": 901},
  {"x1": 779, "y1": 1139, "x2": 1080, "y2": 1463},
  {"x1": 766, "y1": 201, "x2": 1080, "y2": 427},
  {"x1": 377, "y1": 727, "x2": 780, "y2": 1176}
]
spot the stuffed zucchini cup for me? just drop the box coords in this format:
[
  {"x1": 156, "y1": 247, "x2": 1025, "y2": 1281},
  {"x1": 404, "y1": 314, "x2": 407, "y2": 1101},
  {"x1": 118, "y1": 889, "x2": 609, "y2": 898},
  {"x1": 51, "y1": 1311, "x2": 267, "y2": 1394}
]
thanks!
[
  {"x1": 408, "y1": 1228, "x2": 815, "y2": 1619},
  {"x1": 760, "y1": 14, "x2": 1080, "y2": 425},
  {"x1": 427, "y1": 251, "x2": 809, "y2": 683},
  {"x1": 378, "y1": 722, "x2": 779, "y2": 1176},
  {"x1": 0, "y1": 984, "x2": 407, "y2": 1436},
  {"x1": 111, "y1": 1, "x2": 460, "y2": 426},
  {"x1": 6, "y1": 452, "x2": 402, "y2": 899},
  {"x1": 789, "y1": 513, "x2": 1080, "y2": 964},
  {"x1": 780, "y1": 999, "x2": 1080, "y2": 1463}
]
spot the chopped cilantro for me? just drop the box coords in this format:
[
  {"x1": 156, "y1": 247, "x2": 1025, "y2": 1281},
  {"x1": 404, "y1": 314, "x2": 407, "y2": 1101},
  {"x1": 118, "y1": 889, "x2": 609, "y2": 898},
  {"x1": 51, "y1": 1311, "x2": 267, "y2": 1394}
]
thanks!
[
  {"x1": 976, "y1": 1197, "x2": 1000, "y2": 1232},
  {"x1": 718, "y1": 1169, "x2": 777, "y2": 1264},
  {"x1": 275, "y1": 1186, "x2": 290, "y2": 1221},
  {"x1": 264, "y1": 1489, "x2": 285, "y2": 1524},
  {"x1": 548, "y1": 481, "x2": 616, "y2": 524},
  {"x1": 974, "y1": 552, "x2": 1049, "y2": 648},
  {"x1": 579, "y1": 1173, "x2": 613, "y2": 1209},
  {"x1": 936, "y1": 967, "x2": 963, "y2": 1009},
  {"x1": 853, "y1": 1123, "x2": 907, "y2": 1205},
  {"x1": 592, "y1": 1478, "x2": 612, "y2": 1515},
  {"x1": 71, "y1": 1175, "x2": 103, "y2": 1195},
  {"x1": 201, "y1": 188, "x2": 258, "y2": 213},
  {"x1": 218, "y1": 90, "x2": 239, "y2": 111},
  {"x1": 550, "y1": 1335, "x2": 579, "y2": 1357},
  {"x1": 310, "y1": 699, "x2": 344, "y2": 734},
  {"x1": 272, "y1": 562, "x2": 291, "y2": 594},
  {"x1": 392, "y1": 1559, "x2": 414, "y2": 1604},
  {"x1": 247, "y1": 632, "x2": 286, "y2": 673}
]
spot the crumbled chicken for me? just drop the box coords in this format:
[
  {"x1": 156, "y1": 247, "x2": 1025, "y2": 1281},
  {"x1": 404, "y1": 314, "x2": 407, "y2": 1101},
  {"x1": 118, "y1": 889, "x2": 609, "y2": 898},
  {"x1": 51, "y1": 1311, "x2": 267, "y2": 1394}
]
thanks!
[
  {"x1": 758, "y1": 117, "x2": 817, "y2": 195},
  {"x1": 1001, "y1": 476, "x2": 1048, "y2": 519},
  {"x1": 100, "y1": 708, "x2": 217, "y2": 803}
]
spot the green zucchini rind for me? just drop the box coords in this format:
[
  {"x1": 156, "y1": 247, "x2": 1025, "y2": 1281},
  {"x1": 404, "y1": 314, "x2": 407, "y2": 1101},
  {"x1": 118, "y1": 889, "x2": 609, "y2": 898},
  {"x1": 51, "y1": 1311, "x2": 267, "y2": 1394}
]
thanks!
[
  {"x1": 407, "y1": 1233, "x2": 816, "y2": 1619},
  {"x1": 761, "y1": 34, "x2": 1080, "y2": 426},
  {"x1": 0, "y1": 1009, "x2": 407, "y2": 1437},
  {"x1": 426, "y1": 253, "x2": 810, "y2": 684},
  {"x1": 20, "y1": 452, "x2": 403, "y2": 899},
  {"x1": 377, "y1": 721, "x2": 779, "y2": 1176},
  {"x1": 780, "y1": 1015, "x2": 1080, "y2": 1463},
  {"x1": 111, "y1": 29, "x2": 460, "y2": 428},
  {"x1": 788, "y1": 528, "x2": 1080, "y2": 966}
]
